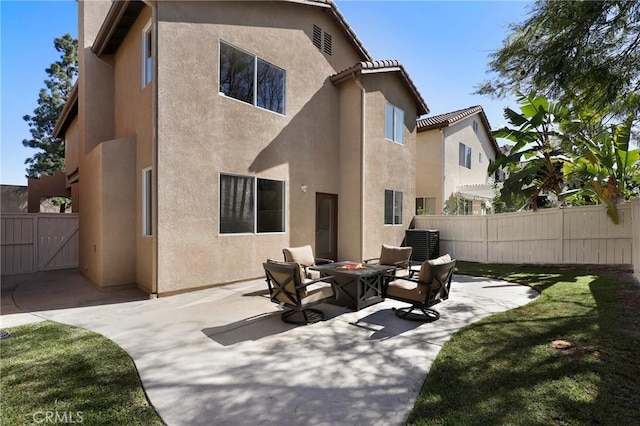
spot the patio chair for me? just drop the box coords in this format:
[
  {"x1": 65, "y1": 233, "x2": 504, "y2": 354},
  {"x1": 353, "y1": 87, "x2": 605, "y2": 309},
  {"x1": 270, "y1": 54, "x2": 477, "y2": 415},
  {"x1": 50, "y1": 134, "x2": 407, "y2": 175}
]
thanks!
[
  {"x1": 383, "y1": 254, "x2": 456, "y2": 322},
  {"x1": 263, "y1": 259, "x2": 338, "y2": 325},
  {"x1": 364, "y1": 244, "x2": 413, "y2": 276},
  {"x1": 283, "y1": 245, "x2": 333, "y2": 280}
]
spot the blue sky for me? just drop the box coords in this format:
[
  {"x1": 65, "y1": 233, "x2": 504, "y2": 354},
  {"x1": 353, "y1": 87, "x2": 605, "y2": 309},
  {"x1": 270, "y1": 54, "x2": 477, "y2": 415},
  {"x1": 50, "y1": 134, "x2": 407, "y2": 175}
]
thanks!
[{"x1": 1, "y1": 0, "x2": 530, "y2": 186}]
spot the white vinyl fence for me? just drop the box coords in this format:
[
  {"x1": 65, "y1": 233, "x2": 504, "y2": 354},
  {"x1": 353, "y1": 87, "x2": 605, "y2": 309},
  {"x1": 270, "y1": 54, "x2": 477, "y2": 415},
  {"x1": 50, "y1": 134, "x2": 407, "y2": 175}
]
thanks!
[
  {"x1": 414, "y1": 200, "x2": 640, "y2": 281},
  {"x1": 1, "y1": 213, "x2": 79, "y2": 275}
]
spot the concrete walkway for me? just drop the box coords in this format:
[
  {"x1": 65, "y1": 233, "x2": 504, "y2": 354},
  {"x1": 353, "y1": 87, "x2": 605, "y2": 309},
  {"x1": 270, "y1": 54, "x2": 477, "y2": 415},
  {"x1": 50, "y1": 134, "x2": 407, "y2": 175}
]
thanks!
[{"x1": 1, "y1": 269, "x2": 538, "y2": 425}]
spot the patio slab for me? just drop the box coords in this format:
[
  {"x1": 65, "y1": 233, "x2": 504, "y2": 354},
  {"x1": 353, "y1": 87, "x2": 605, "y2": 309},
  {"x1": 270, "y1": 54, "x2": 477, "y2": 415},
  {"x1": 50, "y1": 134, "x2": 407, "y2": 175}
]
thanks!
[{"x1": 1, "y1": 269, "x2": 538, "y2": 425}]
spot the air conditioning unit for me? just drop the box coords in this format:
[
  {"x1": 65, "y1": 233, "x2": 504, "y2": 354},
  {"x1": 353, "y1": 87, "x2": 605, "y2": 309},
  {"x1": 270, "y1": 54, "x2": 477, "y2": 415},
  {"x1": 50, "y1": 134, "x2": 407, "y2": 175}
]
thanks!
[{"x1": 405, "y1": 229, "x2": 439, "y2": 262}]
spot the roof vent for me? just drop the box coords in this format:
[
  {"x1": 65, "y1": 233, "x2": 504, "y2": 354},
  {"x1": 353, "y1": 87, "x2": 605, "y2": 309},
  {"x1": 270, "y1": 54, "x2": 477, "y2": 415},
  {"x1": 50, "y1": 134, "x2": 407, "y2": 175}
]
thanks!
[
  {"x1": 323, "y1": 32, "x2": 332, "y2": 56},
  {"x1": 312, "y1": 25, "x2": 322, "y2": 49}
]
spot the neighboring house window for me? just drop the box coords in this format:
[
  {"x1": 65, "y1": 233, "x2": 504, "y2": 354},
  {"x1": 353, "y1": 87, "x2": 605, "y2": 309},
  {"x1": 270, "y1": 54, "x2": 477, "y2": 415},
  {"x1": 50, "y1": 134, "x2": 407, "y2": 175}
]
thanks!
[
  {"x1": 416, "y1": 197, "x2": 436, "y2": 215},
  {"x1": 219, "y1": 41, "x2": 285, "y2": 114},
  {"x1": 142, "y1": 168, "x2": 152, "y2": 236},
  {"x1": 219, "y1": 174, "x2": 285, "y2": 234},
  {"x1": 385, "y1": 103, "x2": 404, "y2": 144},
  {"x1": 384, "y1": 190, "x2": 403, "y2": 225},
  {"x1": 459, "y1": 142, "x2": 471, "y2": 169},
  {"x1": 458, "y1": 199, "x2": 472, "y2": 215},
  {"x1": 142, "y1": 21, "x2": 152, "y2": 87},
  {"x1": 472, "y1": 120, "x2": 479, "y2": 133}
]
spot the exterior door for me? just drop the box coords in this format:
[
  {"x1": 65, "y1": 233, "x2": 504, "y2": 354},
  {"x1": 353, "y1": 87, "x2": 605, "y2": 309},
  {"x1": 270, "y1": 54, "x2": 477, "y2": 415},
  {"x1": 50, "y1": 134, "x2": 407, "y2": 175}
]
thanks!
[{"x1": 315, "y1": 193, "x2": 338, "y2": 260}]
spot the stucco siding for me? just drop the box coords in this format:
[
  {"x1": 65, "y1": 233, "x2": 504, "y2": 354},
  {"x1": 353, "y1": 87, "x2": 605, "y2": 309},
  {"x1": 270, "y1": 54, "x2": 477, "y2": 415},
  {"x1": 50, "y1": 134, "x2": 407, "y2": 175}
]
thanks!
[
  {"x1": 361, "y1": 74, "x2": 417, "y2": 260},
  {"x1": 113, "y1": 6, "x2": 154, "y2": 292},
  {"x1": 442, "y1": 116, "x2": 494, "y2": 205},
  {"x1": 416, "y1": 130, "x2": 444, "y2": 213},
  {"x1": 155, "y1": 1, "x2": 361, "y2": 292}
]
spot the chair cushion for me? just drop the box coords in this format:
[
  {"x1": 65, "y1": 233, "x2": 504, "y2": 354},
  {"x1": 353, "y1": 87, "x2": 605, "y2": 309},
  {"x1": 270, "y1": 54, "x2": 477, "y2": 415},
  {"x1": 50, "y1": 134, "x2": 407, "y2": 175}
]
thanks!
[
  {"x1": 302, "y1": 281, "x2": 335, "y2": 304},
  {"x1": 386, "y1": 279, "x2": 429, "y2": 302},
  {"x1": 283, "y1": 245, "x2": 315, "y2": 266},
  {"x1": 418, "y1": 254, "x2": 452, "y2": 284},
  {"x1": 379, "y1": 244, "x2": 412, "y2": 266}
]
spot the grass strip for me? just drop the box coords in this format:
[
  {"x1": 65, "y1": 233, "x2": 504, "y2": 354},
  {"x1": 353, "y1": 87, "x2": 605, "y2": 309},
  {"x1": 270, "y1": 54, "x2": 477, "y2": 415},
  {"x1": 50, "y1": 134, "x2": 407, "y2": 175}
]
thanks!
[
  {"x1": 407, "y1": 262, "x2": 640, "y2": 425},
  {"x1": 0, "y1": 321, "x2": 164, "y2": 425}
]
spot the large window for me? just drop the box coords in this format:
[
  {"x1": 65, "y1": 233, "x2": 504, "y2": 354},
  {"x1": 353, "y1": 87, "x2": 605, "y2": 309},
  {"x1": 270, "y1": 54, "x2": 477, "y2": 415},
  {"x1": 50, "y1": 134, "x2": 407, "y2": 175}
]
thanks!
[
  {"x1": 384, "y1": 190, "x2": 403, "y2": 225},
  {"x1": 142, "y1": 168, "x2": 152, "y2": 236},
  {"x1": 219, "y1": 41, "x2": 285, "y2": 114},
  {"x1": 459, "y1": 142, "x2": 472, "y2": 169},
  {"x1": 385, "y1": 103, "x2": 404, "y2": 144},
  {"x1": 142, "y1": 21, "x2": 152, "y2": 87},
  {"x1": 220, "y1": 174, "x2": 285, "y2": 234}
]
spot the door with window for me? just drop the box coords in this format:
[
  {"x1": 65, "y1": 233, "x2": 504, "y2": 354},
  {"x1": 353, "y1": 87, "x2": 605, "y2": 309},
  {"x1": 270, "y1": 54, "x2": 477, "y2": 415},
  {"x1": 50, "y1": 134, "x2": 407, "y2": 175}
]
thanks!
[{"x1": 316, "y1": 193, "x2": 338, "y2": 260}]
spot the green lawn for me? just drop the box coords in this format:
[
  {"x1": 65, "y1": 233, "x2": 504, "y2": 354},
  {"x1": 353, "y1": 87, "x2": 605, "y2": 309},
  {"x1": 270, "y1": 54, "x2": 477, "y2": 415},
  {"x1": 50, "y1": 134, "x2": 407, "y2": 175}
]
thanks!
[
  {"x1": 407, "y1": 262, "x2": 640, "y2": 425},
  {"x1": 0, "y1": 321, "x2": 164, "y2": 425}
]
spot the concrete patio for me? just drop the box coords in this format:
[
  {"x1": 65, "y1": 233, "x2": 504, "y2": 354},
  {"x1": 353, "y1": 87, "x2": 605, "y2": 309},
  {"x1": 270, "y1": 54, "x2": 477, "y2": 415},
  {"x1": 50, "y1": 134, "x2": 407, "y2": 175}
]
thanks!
[{"x1": 1, "y1": 269, "x2": 538, "y2": 425}]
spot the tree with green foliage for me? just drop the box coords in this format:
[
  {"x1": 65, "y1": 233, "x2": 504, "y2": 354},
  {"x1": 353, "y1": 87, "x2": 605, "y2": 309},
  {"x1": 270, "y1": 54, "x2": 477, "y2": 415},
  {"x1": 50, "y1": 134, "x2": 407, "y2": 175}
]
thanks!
[
  {"x1": 489, "y1": 93, "x2": 570, "y2": 211},
  {"x1": 477, "y1": 0, "x2": 640, "y2": 117},
  {"x1": 22, "y1": 34, "x2": 77, "y2": 179},
  {"x1": 562, "y1": 116, "x2": 640, "y2": 223}
]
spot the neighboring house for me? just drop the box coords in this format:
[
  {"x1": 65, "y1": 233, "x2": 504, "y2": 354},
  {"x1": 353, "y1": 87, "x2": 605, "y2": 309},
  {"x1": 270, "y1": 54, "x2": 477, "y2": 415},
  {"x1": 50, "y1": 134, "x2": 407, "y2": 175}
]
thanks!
[
  {"x1": 415, "y1": 106, "x2": 501, "y2": 215},
  {"x1": 54, "y1": 0, "x2": 428, "y2": 295}
]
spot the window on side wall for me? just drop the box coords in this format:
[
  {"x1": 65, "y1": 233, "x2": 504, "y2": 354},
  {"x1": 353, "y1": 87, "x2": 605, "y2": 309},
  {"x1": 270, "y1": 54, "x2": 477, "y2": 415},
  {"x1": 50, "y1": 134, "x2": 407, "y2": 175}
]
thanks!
[
  {"x1": 458, "y1": 199, "x2": 472, "y2": 215},
  {"x1": 219, "y1": 174, "x2": 285, "y2": 234},
  {"x1": 142, "y1": 168, "x2": 153, "y2": 236},
  {"x1": 219, "y1": 41, "x2": 285, "y2": 114},
  {"x1": 459, "y1": 142, "x2": 471, "y2": 169},
  {"x1": 384, "y1": 190, "x2": 403, "y2": 225},
  {"x1": 416, "y1": 197, "x2": 436, "y2": 215},
  {"x1": 385, "y1": 103, "x2": 404, "y2": 144},
  {"x1": 142, "y1": 21, "x2": 152, "y2": 87}
]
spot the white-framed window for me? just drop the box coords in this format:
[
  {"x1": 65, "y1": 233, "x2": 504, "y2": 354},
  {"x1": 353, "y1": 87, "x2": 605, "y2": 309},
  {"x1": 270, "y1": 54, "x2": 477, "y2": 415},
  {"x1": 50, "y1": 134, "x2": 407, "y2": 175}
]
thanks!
[
  {"x1": 142, "y1": 21, "x2": 153, "y2": 87},
  {"x1": 384, "y1": 190, "x2": 403, "y2": 225},
  {"x1": 458, "y1": 199, "x2": 472, "y2": 215},
  {"x1": 219, "y1": 41, "x2": 286, "y2": 115},
  {"x1": 416, "y1": 197, "x2": 437, "y2": 215},
  {"x1": 142, "y1": 167, "x2": 153, "y2": 236},
  {"x1": 459, "y1": 142, "x2": 472, "y2": 169},
  {"x1": 385, "y1": 103, "x2": 404, "y2": 144},
  {"x1": 219, "y1": 174, "x2": 285, "y2": 234}
]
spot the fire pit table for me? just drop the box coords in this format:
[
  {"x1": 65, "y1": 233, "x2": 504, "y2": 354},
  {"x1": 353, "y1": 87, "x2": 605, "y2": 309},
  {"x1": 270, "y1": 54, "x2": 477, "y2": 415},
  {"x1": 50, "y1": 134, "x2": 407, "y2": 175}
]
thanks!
[{"x1": 311, "y1": 261, "x2": 392, "y2": 310}]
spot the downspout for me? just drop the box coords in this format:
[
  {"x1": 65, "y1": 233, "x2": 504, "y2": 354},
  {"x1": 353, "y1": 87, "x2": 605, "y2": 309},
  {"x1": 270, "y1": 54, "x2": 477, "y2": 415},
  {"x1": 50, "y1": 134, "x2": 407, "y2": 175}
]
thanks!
[
  {"x1": 143, "y1": 0, "x2": 159, "y2": 297},
  {"x1": 440, "y1": 128, "x2": 445, "y2": 214},
  {"x1": 353, "y1": 74, "x2": 366, "y2": 259}
]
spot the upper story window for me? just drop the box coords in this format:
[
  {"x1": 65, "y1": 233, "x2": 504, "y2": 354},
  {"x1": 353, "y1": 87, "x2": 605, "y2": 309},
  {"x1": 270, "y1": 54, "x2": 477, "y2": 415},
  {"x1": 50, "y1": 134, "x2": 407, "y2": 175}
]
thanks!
[
  {"x1": 385, "y1": 103, "x2": 404, "y2": 144},
  {"x1": 219, "y1": 41, "x2": 285, "y2": 115},
  {"x1": 459, "y1": 142, "x2": 472, "y2": 169},
  {"x1": 384, "y1": 189, "x2": 403, "y2": 225},
  {"x1": 219, "y1": 174, "x2": 285, "y2": 234},
  {"x1": 142, "y1": 21, "x2": 153, "y2": 87}
]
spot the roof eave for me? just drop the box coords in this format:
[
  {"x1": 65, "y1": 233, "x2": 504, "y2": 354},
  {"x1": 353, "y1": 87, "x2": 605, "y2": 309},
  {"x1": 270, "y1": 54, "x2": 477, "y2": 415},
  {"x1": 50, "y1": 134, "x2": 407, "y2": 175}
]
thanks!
[{"x1": 53, "y1": 84, "x2": 79, "y2": 138}]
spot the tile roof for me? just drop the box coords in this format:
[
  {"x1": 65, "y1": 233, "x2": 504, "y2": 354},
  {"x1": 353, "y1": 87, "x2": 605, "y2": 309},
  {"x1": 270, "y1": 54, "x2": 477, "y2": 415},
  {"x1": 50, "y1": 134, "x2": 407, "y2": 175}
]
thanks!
[
  {"x1": 330, "y1": 60, "x2": 429, "y2": 116},
  {"x1": 417, "y1": 105, "x2": 500, "y2": 155}
]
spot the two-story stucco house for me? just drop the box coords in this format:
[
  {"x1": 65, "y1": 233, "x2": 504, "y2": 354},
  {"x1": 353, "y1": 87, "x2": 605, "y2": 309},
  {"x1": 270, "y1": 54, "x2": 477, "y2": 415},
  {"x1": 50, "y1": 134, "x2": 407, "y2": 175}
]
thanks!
[
  {"x1": 54, "y1": 0, "x2": 428, "y2": 296},
  {"x1": 415, "y1": 106, "x2": 500, "y2": 215}
]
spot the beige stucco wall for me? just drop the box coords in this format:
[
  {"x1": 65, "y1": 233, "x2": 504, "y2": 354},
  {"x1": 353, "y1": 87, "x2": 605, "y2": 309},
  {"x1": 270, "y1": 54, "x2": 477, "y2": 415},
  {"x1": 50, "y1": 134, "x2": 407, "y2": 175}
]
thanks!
[
  {"x1": 442, "y1": 116, "x2": 496, "y2": 207},
  {"x1": 416, "y1": 129, "x2": 444, "y2": 213},
  {"x1": 154, "y1": 1, "x2": 363, "y2": 293},
  {"x1": 76, "y1": 1, "x2": 143, "y2": 289},
  {"x1": 64, "y1": 118, "x2": 80, "y2": 178},
  {"x1": 113, "y1": 6, "x2": 154, "y2": 292},
  {"x1": 360, "y1": 74, "x2": 417, "y2": 261}
]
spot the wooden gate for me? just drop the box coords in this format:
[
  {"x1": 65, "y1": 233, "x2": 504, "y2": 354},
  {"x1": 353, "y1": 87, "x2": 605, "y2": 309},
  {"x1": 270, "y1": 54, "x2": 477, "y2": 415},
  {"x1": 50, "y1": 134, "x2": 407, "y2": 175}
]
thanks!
[{"x1": 1, "y1": 213, "x2": 79, "y2": 275}]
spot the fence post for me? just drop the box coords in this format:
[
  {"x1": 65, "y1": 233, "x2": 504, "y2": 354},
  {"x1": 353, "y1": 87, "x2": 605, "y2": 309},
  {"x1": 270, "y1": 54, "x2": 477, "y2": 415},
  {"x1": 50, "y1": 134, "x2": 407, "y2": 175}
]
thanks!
[{"x1": 632, "y1": 199, "x2": 640, "y2": 283}]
